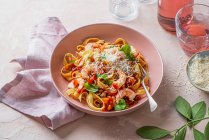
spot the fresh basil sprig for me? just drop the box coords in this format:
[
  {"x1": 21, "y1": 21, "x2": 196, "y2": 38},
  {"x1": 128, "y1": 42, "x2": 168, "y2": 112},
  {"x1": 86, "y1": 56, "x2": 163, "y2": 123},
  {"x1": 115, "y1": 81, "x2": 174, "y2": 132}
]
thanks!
[
  {"x1": 136, "y1": 126, "x2": 170, "y2": 139},
  {"x1": 175, "y1": 96, "x2": 192, "y2": 120},
  {"x1": 205, "y1": 122, "x2": 209, "y2": 140},
  {"x1": 104, "y1": 80, "x2": 113, "y2": 86},
  {"x1": 191, "y1": 101, "x2": 206, "y2": 125},
  {"x1": 97, "y1": 74, "x2": 107, "y2": 80},
  {"x1": 84, "y1": 82, "x2": 98, "y2": 93},
  {"x1": 97, "y1": 74, "x2": 113, "y2": 86},
  {"x1": 120, "y1": 44, "x2": 135, "y2": 61},
  {"x1": 69, "y1": 60, "x2": 76, "y2": 63},
  {"x1": 114, "y1": 99, "x2": 128, "y2": 111},
  {"x1": 136, "y1": 96, "x2": 209, "y2": 140},
  {"x1": 174, "y1": 127, "x2": 187, "y2": 140},
  {"x1": 193, "y1": 128, "x2": 205, "y2": 140}
]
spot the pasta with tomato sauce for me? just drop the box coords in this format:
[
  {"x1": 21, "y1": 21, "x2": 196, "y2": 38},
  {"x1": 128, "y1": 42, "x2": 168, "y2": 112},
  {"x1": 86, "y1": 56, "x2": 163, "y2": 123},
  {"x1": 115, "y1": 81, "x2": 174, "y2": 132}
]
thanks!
[{"x1": 61, "y1": 38, "x2": 150, "y2": 111}]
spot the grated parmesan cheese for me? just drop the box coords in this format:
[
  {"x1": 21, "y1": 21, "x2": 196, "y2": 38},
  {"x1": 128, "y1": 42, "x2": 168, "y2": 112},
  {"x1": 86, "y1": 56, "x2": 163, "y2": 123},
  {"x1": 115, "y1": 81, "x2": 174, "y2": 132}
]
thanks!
[
  {"x1": 91, "y1": 46, "x2": 135, "y2": 76},
  {"x1": 189, "y1": 54, "x2": 209, "y2": 90},
  {"x1": 105, "y1": 53, "x2": 118, "y2": 62}
]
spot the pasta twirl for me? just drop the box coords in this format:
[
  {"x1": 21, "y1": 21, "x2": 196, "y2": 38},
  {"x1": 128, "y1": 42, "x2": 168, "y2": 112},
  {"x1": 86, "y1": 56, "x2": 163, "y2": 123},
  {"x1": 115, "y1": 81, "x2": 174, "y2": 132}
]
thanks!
[{"x1": 61, "y1": 38, "x2": 150, "y2": 111}]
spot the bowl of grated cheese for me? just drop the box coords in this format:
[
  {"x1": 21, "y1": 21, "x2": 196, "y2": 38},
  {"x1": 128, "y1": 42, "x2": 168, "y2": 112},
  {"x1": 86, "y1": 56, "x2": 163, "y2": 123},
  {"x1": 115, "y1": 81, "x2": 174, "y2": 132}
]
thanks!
[{"x1": 187, "y1": 50, "x2": 209, "y2": 92}]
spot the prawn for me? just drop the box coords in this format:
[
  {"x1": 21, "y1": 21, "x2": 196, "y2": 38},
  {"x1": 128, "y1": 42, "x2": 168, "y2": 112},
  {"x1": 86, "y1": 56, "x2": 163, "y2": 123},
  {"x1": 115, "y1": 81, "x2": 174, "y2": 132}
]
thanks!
[
  {"x1": 80, "y1": 65, "x2": 92, "y2": 79},
  {"x1": 116, "y1": 88, "x2": 136, "y2": 103},
  {"x1": 68, "y1": 78, "x2": 85, "y2": 92},
  {"x1": 112, "y1": 69, "x2": 126, "y2": 89}
]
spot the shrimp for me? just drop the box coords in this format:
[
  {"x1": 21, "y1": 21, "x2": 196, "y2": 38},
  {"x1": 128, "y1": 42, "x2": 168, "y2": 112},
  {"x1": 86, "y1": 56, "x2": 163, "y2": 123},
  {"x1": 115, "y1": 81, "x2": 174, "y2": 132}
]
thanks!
[
  {"x1": 68, "y1": 78, "x2": 85, "y2": 92},
  {"x1": 116, "y1": 88, "x2": 136, "y2": 103},
  {"x1": 81, "y1": 65, "x2": 91, "y2": 79},
  {"x1": 113, "y1": 69, "x2": 126, "y2": 89},
  {"x1": 106, "y1": 87, "x2": 118, "y2": 96}
]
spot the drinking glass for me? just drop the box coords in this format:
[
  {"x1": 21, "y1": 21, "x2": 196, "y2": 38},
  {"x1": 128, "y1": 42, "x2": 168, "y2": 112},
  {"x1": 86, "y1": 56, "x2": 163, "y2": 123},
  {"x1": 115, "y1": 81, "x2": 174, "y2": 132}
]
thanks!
[
  {"x1": 175, "y1": 4, "x2": 209, "y2": 56},
  {"x1": 109, "y1": 0, "x2": 138, "y2": 21}
]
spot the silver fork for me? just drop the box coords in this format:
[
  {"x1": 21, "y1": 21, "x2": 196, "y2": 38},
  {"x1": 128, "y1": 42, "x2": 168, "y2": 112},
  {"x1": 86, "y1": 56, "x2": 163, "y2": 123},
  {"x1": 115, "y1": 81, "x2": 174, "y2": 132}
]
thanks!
[{"x1": 140, "y1": 65, "x2": 158, "y2": 112}]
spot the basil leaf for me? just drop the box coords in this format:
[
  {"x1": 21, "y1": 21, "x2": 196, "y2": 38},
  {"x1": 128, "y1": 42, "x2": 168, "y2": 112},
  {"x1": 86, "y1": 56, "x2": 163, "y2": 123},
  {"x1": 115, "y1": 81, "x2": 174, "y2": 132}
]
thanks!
[
  {"x1": 104, "y1": 80, "x2": 113, "y2": 86},
  {"x1": 101, "y1": 53, "x2": 106, "y2": 59},
  {"x1": 205, "y1": 122, "x2": 209, "y2": 140},
  {"x1": 192, "y1": 101, "x2": 206, "y2": 125},
  {"x1": 174, "y1": 127, "x2": 187, "y2": 140},
  {"x1": 175, "y1": 96, "x2": 192, "y2": 120},
  {"x1": 114, "y1": 99, "x2": 127, "y2": 111},
  {"x1": 97, "y1": 74, "x2": 112, "y2": 85},
  {"x1": 136, "y1": 126, "x2": 170, "y2": 140},
  {"x1": 114, "y1": 104, "x2": 126, "y2": 111},
  {"x1": 84, "y1": 82, "x2": 98, "y2": 93},
  {"x1": 69, "y1": 60, "x2": 75, "y2": 63},
  {"x1": 193, "y1": 129, "x2": 205, "y2": 140},
  {"x1": 97, "y1": 74, "x2": 107, "y2": 80},
  {"x1": 120, "y1": 44, "x2": 135, "y2": 61}
]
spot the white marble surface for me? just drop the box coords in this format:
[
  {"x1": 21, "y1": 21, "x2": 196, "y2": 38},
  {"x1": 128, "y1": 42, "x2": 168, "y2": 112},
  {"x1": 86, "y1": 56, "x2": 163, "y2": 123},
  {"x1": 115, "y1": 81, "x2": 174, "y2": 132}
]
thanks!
[{"x1": 0, "y1": 0, "x2": 209, "y2": 140}]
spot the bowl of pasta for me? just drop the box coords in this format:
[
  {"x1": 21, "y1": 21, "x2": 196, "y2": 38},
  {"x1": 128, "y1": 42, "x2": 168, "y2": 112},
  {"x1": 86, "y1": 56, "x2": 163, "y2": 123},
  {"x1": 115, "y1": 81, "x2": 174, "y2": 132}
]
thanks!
[{"x1": 50, "y1": 23, "x2": 163, "y2": 116}]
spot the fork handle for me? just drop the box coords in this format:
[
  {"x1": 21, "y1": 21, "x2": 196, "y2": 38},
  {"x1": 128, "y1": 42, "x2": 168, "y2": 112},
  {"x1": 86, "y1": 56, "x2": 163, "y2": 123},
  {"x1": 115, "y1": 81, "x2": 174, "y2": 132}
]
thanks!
[{"x1": 142, "y1": 82, "x2": 158, "y2": 112}]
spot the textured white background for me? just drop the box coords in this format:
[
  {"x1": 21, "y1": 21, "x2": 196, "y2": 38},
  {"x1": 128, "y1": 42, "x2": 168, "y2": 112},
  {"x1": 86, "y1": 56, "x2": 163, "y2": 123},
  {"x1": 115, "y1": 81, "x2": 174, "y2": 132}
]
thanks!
[{"x1": 0, "y1": 0, "x2": 209, "y2": 140}]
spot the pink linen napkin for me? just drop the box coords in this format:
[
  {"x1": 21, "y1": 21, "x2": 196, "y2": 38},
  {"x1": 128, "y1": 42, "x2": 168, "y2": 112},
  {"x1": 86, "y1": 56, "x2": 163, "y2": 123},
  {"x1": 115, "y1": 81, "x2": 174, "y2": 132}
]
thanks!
[{"x1": 0, "y1": 17, "x2": 85, "y2": 130}]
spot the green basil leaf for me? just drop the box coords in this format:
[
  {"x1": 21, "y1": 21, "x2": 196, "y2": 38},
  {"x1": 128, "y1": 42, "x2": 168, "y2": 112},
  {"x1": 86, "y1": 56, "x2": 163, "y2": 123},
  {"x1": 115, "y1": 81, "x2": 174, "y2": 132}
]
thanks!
[
  {"x1": 114, "y1": 99, "x2": 127, "y2": 111},
  {"x1": 175, "y1": 96, "x2": 192, "y2": 120},
  {"x1": 192, "y1": 101, "x2": 206, "y2": 125},
  {"x1": 136, "y1": 126, "x2": 170, "y2": 139},
  {"x1": 174, "y1": 127, "x2": 187, "y2": 140},
  {"x1": 114, "y1": 104, "x2": 126, "y2": 111},
  {"x1": 100, "y1": 53, "x2": 106, "y2": 59},
  {"x1": 120, "y1": 44, "x2": 135, "y2": 61},
  {"x1": 104, "y1": 80, "x2": 113, "y2": 86},
  {"x1": 119, "y1": 99, "x2": 126, "y2": 104},
  {"x1": 84, "y1": 82, "x2": 98, "y2": 93},
  {"x1": 69, "y1": 60, "x2": 75, "y2": 63},
  {"x1": 193, "y1": 128, "x2": 205, "y2": 140},
  {"x1": 97, "y1": 74, "x2": 107, "y2": 80},
  {"x1": 205, "y1": 122, "x2": 209, "y2": 140}
]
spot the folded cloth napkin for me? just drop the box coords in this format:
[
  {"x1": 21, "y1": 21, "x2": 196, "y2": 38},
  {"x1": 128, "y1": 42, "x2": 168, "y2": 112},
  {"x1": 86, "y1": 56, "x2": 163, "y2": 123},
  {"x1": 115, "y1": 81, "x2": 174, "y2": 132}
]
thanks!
[{"x1": 0, "y1": 17, "x2": 85, "y2": 130}]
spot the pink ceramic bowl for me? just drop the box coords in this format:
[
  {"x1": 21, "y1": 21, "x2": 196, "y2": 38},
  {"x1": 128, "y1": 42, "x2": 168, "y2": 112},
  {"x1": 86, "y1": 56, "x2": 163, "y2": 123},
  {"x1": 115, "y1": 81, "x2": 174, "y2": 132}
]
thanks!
[{"x1": 50, "y1": 23, "x2": 163, "y2": 116}]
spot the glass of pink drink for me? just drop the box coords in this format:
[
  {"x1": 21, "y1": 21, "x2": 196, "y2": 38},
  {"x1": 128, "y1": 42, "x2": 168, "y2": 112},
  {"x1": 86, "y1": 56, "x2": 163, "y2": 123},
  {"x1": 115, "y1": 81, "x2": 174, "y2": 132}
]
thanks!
[
  {"x1": 175, "y1": 4, "x2": 209, "y2": 56},
  {"x1": 158, "y1": 0, "x2": 194, "y2": 32}
]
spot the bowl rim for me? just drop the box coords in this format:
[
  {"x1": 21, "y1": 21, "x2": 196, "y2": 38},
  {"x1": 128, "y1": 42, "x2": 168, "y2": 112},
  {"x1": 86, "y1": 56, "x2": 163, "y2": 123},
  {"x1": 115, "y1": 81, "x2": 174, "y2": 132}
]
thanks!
[
  {"x1": 50, "y1": 23, "x2": 164, "y2": 115},
  {"x1": 186, "y1": 50, "x2": 209, "y2": 92}
]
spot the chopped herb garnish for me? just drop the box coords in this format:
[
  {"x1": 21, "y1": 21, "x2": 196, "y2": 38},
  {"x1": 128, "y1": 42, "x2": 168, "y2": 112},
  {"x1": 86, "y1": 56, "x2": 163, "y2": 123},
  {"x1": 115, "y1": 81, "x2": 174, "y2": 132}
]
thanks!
[
  {"x1": 97, "y1": 74, "x2": 112, "y2": 85},
  {"x1": 69, "y1": 60, "x2": 76, "y2": 63},
  {"x1": 109, "y1": 46, "x2": 115, "y2": 48},
  {"x1": 114, "y1": 99, "x2": 128, "y2": 111},
  {"x1": 101, "y1": 53, "x2": 106, "y2": 59},
  {"x1": 97, "y1": 74, "x2": 107, "y2": 80},
  {"x1": 120, "y1": 44, "x2": 135, "y2": 61},
  {"x1": 104, "y1": 80, "x2": 113, "y2": 86},
  {"x1": 84, "y1": 82, "x2": 98, "y2": 93}
]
